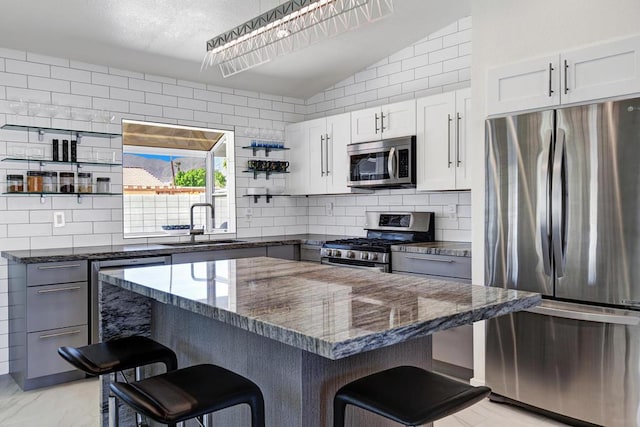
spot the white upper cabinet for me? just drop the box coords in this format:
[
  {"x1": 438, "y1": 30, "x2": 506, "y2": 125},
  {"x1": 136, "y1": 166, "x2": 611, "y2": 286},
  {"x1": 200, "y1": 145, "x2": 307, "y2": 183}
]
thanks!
[
  {"x1": 417, "y1": 88, "x2": 471, "y2": 192},
  {"x1": 487, "y1": 54, "x2": 560, "y2": 116},
  {"x1": 562, "y1": 35, "x2": 640, "y2": 105},
  {"x1": 487, "y1": 35, "x2": 640, "y2": 116},
  {"x1": 285, "y1": 113, "x2": 351, "y2": 195},
  {"x1": 351, "y1": 100, "x2": 416, "y2": 143}
]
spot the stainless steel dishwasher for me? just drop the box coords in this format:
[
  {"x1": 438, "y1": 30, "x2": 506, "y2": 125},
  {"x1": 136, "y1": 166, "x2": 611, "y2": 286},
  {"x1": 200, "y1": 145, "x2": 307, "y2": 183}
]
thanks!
[{"x1": 90, "y1": 256, "x2": 171, "y2": 343}]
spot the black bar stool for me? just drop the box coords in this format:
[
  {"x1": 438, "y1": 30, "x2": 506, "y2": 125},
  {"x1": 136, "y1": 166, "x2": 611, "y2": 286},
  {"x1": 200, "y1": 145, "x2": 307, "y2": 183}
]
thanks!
[
  {"x1": 334, "y1": 365, "x2": 491, "y2": 426},
  {"x1": 110, "y1": 364, "x2": 265, "y2": 427},
  {"x1": 58, "y1": 335, "x2": 178, "y2": 427}
]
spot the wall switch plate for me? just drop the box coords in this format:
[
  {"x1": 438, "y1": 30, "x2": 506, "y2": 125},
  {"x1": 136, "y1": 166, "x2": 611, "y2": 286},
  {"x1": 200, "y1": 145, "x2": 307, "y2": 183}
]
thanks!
[
  {"x1": 445, "y1": 204, "x2": 457, "y2": 219},
  {"x1": 53, "y1": 211, "x2": 65, "y2": 228}
]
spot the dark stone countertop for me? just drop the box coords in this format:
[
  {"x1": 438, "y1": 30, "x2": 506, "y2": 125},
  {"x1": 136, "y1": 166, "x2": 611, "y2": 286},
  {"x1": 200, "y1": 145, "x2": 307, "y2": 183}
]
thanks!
[
  {"x1": 1, "y1": 234, "x2": 348, "y2": 264},
  {"x1": 99, "y1": 257, "x2": 540, "y2": 359}
]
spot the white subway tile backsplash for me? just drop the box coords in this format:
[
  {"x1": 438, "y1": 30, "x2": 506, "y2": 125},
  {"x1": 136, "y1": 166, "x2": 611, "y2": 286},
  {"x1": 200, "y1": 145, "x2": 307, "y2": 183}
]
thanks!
[
  {"x1": 8, "y1": 223, "x2": 51, "y2": 237},
  {"x1": 6, "y1": 59, "x2": 49, "y2": 77},
  {"x1": 0, "y1": 48, "x2": 26, "y2": 61},
  {"x1": 0, "y1": 72, "x2": 27, "y2": 88},
  {"x1": 146, "y1": 92, "x2": 177, "y2": 107},
  {"x1": 130, "y1": 102, "x2": 162, "y2": 116},
  {"x1": 91, "y1": 72, "x2": 128, "y2": 88},
  {"x1": 72, "y1": 81, "x2": 109, "y2": 97},
  {"x1": 354, "y1": 68, "x2": 377, "y2": 83},
  {"x1": 110, "y1": 87, "x2": 145, "y2": 102},
  {"x1": 163, "y1": 84, "x2": 193, "y2": 98}
]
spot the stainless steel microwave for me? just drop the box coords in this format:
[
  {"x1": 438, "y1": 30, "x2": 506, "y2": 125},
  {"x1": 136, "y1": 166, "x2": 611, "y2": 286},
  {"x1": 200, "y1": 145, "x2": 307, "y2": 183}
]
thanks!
[{"x1": 347, "y1": 136, "x2": 416, "y2": 188}]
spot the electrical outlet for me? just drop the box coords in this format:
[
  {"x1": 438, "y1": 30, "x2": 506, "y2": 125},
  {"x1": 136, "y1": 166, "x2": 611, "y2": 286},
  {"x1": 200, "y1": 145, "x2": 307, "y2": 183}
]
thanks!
[
  {"x1": 53, "y1": 211, "x2": 65, "y2": 228},
  {"x1": 326, "y1": 202, "x2": 334, "y2": 217},
  {"x1": 445, "y1": 204, "x2": 457, "y2": 219}
]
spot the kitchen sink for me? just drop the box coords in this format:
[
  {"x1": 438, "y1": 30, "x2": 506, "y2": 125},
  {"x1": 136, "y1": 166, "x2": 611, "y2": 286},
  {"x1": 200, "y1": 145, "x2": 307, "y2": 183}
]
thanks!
[{"x1": 160, "y1": 239, "x2": 246, "y2": 247}]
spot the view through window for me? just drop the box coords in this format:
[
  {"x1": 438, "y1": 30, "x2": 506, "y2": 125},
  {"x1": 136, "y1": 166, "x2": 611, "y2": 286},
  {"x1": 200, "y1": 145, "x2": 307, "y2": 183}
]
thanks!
[{"x1": 122, "y1": 120, "x2": 235, "y2": 237}]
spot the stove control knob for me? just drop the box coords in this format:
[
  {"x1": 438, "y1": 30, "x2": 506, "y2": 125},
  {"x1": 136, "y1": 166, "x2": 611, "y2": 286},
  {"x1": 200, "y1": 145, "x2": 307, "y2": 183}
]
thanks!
[
  {"x1": 361, "y1": 252, "x2": 369, "y2": 260},
  {"x1": 334, "y1": 250, "x2": 341, "y2": 257},
  {"x1": 369, "y1": 253, "x2": 378, "y2": 261},
  {"x1": 346, "y1": 251, "x2": 355, "y2": 259}
]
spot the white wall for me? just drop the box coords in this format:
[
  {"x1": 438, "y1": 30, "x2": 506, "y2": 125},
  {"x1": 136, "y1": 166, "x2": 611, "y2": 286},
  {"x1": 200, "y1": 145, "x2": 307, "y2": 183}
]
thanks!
[
  {"x1": 470, "y1": 0, "x2": 640, "y2": 386},
  {"x1": 302, "y1": 17, "x2": 473, "y2": 239}
]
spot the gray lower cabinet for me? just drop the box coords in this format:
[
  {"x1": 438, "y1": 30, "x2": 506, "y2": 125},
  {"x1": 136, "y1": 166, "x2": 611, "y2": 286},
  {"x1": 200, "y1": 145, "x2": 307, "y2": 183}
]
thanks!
[
  {"x1": 9, "y1": 260, "x2": 89, "y2": 390},
  {"x1": 171, "y1": 245, "x2": 300, "y2": 264},
  {"x1": 392, "y1": 251, "x2": 473, "y2": 379},
  {"x1": 300, "y1": 244, "x2": 321, "y2": 262}
]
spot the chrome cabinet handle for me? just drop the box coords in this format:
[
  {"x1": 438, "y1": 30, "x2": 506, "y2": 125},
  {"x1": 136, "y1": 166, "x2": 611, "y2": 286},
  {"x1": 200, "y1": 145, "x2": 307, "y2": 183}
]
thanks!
[
  {"x1": 37, "y1": 286, "x2": 81, "y2": 294},
  {"x1": 548, "y1": 62, "x2": 554, "y2": 97},
  {"x1": 405, "y1": 256, "x2": 454, "y2": 263},
  {"x1": 325, "y1": 133, "x2": 330, "y2": 175},
  {"x1": 37, "y1": 264, "x2": 82, "y2": 270},
  {"x1": 320, "y1": 135, "x2": 325, "y2": 176},
  {"x1": 39, "y1": 330, "x2": 81, "y2": 339},
  {"x1": 381, "y1": 112, "x2": 386, "y2": 133},
  {"x1": 447, "y1": 114, "x2": 453, "y2": 168},
  {"x1": 456, "y1": 112, "x2": 462, "y2": 166},
  {"x1": 564, "y1": 59, "x2": 569, "y2": 94},
  {"x1": 375, "y1": 113, "x2": 380, "y2": 134}
]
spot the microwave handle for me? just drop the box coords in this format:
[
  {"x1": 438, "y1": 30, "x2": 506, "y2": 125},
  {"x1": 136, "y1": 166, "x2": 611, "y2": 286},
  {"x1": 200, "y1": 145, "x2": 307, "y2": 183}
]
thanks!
[{"x1": 388, "y1": 147, "x2": 397, "y2": 179}]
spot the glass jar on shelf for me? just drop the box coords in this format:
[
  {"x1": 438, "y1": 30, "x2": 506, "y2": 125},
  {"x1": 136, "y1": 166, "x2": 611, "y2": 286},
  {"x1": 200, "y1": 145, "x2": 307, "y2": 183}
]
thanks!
[
  {"x1": 27, "y1": 171, "x2": 43, "y2": 192},
  {"x1": 7, "y1": 174, "x2": 24, "y2": 193},
  {"x1": 59, "y1": 172, "x2": 75, "y2": 193},
  {"x1": 96, "y1": 177, "x2": 110, "y2": 193},
  {"x1": 42, "y1": 171, "x2": 57, "y2": 192},
  {"x1": 77, "y1": 172, "x2": 92, "y2": 193}
]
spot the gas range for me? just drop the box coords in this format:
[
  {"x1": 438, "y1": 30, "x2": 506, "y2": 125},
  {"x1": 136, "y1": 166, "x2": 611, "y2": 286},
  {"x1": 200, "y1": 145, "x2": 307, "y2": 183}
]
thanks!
[{"x1": 321, "y1": 212, "x2": 434, "y2": 273}]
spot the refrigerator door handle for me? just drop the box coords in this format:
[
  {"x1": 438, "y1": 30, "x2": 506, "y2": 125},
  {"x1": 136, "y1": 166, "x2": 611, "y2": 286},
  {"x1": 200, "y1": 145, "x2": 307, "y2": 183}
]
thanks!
[
  {"x1": 527, "y1": 304, "x2": 640, "y2": 326},
  {"x1": 539, "y1": 130, "x2": 553, "y2": 276},
  {"x1": 552, "y1": 128, "x2": 567, "y2": 277}
]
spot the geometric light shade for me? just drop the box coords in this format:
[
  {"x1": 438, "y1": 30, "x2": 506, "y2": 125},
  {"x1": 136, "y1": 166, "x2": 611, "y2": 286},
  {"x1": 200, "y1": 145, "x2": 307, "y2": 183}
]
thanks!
[{"x1": 203, "y1": 0, "x2": 394, "y2": 78}]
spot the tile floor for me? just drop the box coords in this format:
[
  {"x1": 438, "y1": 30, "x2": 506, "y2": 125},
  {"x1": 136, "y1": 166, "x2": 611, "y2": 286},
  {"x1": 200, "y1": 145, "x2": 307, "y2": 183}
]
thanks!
[{"x1": 0, "y1": 374, "x2": 569, "y2": 426}]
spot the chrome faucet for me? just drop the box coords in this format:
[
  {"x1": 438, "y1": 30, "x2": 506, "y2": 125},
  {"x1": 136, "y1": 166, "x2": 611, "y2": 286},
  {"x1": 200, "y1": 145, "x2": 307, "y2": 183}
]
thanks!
[{"x1": 190, "y1": 203, "x2": 215, "y2": 242}]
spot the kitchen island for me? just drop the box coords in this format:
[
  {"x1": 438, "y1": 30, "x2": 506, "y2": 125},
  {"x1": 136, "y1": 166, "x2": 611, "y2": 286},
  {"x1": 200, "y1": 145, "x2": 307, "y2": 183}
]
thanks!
[{"x1": 98, "y1": 257, "x2": 539, "y2": 426}]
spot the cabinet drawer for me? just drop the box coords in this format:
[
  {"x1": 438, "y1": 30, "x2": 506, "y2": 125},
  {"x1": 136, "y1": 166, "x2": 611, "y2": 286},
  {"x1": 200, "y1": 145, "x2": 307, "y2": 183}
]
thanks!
[
  {"x1": 26, "y1": 281, "x2": 88, "y2": 332},
  {"x1": 392, "y1": 253, "x2": 471, "y2": 279},
  {"x1": 27, "y1": 325, "x2": 88, "y2": 378},
  {"x1": 27, "y1": 260, "x2": 88, "y2": 286},
  {"x1": 300, "y1": 245, "x2": 321, "y2": 262}
]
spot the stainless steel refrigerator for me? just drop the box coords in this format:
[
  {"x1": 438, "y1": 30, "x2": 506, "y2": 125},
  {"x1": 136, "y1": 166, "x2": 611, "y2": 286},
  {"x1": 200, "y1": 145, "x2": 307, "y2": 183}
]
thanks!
[{"x1": 485, "y1": 97, "x2": 640, "y2": 427}]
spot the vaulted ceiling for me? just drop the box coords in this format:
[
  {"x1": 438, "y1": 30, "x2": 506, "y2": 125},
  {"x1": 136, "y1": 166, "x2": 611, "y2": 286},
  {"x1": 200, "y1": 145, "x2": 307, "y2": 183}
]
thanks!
[{"x1": 0, "y1": 0, "x2": 470, "y2": 98}]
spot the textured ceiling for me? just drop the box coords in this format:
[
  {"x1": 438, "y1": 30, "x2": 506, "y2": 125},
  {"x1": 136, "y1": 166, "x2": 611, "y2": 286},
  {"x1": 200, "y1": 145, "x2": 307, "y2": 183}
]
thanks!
[{"x1": 0, "y1": 0, "x2": 470, "y2": 98}]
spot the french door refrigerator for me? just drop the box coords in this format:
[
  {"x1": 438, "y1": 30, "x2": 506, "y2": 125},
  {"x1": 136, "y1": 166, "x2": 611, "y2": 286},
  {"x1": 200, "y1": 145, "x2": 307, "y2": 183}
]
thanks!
[{"x1": 485, "y1": 97, "x2": 640, "y2": 427}]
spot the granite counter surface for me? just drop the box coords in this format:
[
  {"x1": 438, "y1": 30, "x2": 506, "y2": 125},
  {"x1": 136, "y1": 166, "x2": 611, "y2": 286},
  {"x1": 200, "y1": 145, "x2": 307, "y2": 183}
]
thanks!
[
  {"x1": 1, "y1": 234, "x2": 346, "y2": 263},
  {"x1": 391, "y1": 241, "x2": 472, "y2": 257},
  {"x1": 99, "y1": 257, "x2": 539, "y2": 360}
]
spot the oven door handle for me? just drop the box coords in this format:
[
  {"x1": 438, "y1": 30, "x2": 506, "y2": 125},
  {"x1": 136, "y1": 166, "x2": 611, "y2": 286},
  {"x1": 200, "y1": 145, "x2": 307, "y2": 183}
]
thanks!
[{"x1": 322, "y1": 259, "x2": 386, "y2": 273}]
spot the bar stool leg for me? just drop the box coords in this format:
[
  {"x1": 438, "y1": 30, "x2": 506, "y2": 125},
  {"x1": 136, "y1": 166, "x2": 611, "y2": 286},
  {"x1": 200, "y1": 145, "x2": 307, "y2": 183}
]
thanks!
[
  {"x1": 134, "y1": 367, "x2": 145, "y2": 427},
  {"x1": 333, "y1": 396, "x2": 346, "y2": 427},
  {"x1": 108, "y1": 372, "x2": 119, "y2": 427}
]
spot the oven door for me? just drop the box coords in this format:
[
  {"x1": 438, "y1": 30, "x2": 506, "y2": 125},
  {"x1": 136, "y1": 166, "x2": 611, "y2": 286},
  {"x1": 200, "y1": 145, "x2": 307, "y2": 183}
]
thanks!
[
  {"x1": 321, "y1": 257, "x2": 389, "y2": 273},
  {"x1": 347, "y1": 137, "x2": 415, "y2": 187}
]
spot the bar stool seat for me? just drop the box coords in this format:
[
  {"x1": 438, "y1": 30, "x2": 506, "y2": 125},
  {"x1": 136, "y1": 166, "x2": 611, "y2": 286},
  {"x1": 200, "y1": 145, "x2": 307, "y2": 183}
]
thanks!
[
  {"x1": 334, "y1": 366, "x2": 491, "y2": 426},
  {"x1": 110, "y1": 364, "x2": 265, "y2": 426},
  {"x1": 58, "y1": 336, "x2": 178, "y2": 375}
]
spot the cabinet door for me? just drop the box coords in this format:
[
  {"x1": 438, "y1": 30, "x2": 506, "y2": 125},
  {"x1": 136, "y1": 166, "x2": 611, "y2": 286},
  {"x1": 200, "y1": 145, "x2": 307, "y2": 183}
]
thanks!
[
  {"x1": 454, "y1": 88, "x2": 472, "y2": 190},
  {"x1": 562, "y1": 35, "x2": 640, "y2": 105},
  {"x1": 326, "y1": 113, "x2": 351, "y2": 194},
  {"x1": 285, "y1": 122, "x2": 307, "y2": 195},
  {"x1": 305, "y1": 118, "x2": 327, "y2": 195},
  {"x1": 416, "y1": 92, "x2": 457, "y2": 191},
  {"x1": 351, "y1": 106, "x2": 381, "y2": 143},
  {"x1": 381, "y1": 99, "x2": 416, "y2": 139},
  {"x1": 487, "y1": 54, "x2": 560, "y2": 116}
]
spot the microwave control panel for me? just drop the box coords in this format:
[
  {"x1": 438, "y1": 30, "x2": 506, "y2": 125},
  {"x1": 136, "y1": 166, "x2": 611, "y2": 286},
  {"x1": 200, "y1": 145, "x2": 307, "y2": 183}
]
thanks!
[{"x1": 399, "y1": 149, "x2": 409, "y2": 178}]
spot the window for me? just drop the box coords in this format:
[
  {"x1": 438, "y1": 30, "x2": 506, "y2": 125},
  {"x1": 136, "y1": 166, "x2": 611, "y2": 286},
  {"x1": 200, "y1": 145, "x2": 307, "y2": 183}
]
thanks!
[{"x1": 122, "y1": 120, "x2": 235, "y2": 237}]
